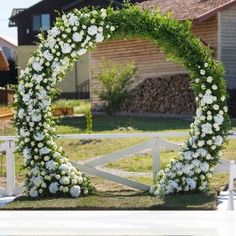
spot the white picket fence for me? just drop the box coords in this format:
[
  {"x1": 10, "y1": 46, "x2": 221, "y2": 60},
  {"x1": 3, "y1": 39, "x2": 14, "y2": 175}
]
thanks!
[
  {"x1": 0, "y1": 132, "x2": 186, "y2": 196},
  {"x1": 0, "y1": 132, "x2": 236, "y2": 209},
  {"x1": 228, "y1": 161, "x2": 236, "y2": 210}
]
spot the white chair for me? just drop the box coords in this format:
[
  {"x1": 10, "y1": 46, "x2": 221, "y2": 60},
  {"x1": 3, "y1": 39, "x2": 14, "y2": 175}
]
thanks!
[{"x1": 228, "y1": 161, "x2": 236, "y2": 210}]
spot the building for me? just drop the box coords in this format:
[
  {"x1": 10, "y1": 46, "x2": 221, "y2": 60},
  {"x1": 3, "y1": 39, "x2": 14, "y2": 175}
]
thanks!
[
  {"x1": 10, "y1": 0, "x2": 236, "y2": 115},
  {"x1": 9, "y1": 0, "x2": 128, "y2": 99},
  {"x1": 0, "y1": 36, "x2": 17, "y2": 61},
  {"x1": 0, "y1": 36, "x2": 17, "y2": 104}
]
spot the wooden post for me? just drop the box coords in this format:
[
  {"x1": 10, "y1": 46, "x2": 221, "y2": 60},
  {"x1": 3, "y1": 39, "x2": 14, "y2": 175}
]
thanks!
[
  {"x1": 152, "y1": 138, "x2": 160, "y2": 180},
  {"x1": 5, "y1": 140, "x2": 15, "y2": 196}
]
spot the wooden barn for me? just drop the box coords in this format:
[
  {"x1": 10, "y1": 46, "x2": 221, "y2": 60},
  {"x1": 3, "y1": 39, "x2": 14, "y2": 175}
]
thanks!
[
  {"x1": 91, "y1": 0, "x2": 236, "y2": 115},
  {"x1": 10, "y1": 0, "x2": 236, "y2": 115}
]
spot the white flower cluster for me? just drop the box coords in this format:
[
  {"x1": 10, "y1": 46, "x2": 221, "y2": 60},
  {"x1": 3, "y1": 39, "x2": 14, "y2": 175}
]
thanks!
[
  {"x1": 151, "y1": 63, "x2": 228, "y2": 196},
  {"x1": 15, "y1": 8, "x2": 114, "y2": 198}
]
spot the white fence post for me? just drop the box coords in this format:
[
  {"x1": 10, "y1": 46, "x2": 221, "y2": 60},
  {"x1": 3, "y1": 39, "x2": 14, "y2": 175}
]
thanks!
[
  {"x1": 228, "y1": 161, "x2": 236, "y2": 210},
  {"x1": 5, "y1": 140, "x2": 15, "y2": 196},
  {"x1": 152, "y1": 138, "x2": 160, "y2": 180}
]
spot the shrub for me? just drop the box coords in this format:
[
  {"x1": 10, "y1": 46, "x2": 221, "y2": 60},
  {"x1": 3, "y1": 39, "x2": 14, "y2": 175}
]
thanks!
[
  {"x1": 85, "y1": 104, "x2": 93, "y2": 134},
  {"x1": 97, "y1": 60, "x2": 136, "y2": 115}
]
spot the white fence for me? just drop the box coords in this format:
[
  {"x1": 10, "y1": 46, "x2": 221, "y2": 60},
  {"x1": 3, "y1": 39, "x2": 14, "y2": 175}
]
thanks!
[
  {"x1": 228, "y1": 161, "x2": 236, "y2": 210},
  {"x1": 0, "y1": 132, "x2": 236, "y2": 207},
  {"x1": 0, "y1": 132, "x2": 186, "y2": 195}
]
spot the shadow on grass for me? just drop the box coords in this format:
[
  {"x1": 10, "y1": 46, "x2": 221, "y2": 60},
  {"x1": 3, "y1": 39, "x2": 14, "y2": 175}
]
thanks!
[
  {"x1": 59, "y1": 115, "x2": 191, "y2": 133},
  {"x1": 2, "y1": 190, "x2": 217, "y2": 211}
]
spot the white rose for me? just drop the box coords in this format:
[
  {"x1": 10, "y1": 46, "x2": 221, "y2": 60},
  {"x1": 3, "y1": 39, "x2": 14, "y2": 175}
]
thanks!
[
  {"x1": 49, "y1": 182, "x2": 59, "y2": 194},
  {"x1": 46, "y1": 160, "x2": 57, "y2": 171},
  {"x1": 202, "y1": 123, "x2": 213, "y2": 134},
  {"x1": 22, "y1": 94, "x2": 31, "y2": 103},
  {"x1": 72, "y1": 32, "x2": 83, "y2": 42},
  {"x1": 213, "y1": 104, "x2": 219, "y2": 110},
  {"x1": 70, "y1": 185, "x2": 81, "y2": 198},
  {"x1": 200, "y1": 162, "x2": 209, "y2": 172},
  {"x1": 18, "y1": 108, "x2": 25, "y2": 119},
  {"x1": 77, "y1": 48, "x2": 87, "y2": 56},
  {"x1": 183, "y1": 151, "x2": 193, "y2": 160},
  {"x1": 23, "y1": 147, "x2": 31, "y2": 161},
  {"x1": 202, "y1": 93, "x2": 213, "y2": 104},
  {"x1": 197, "y1": 140, "x2": 205, "y2": 147},
  {"x1": 214, "y1": 114, "x2": 224, "y2": 125},
  {"x1": 39, "y1": 147, "x2": 50, "y2": 155},
  {"x1": 32, "y1": 62, "x2": 43, "y2": 72},
  {"x1": 214, "y1": 135, "x2": 223, "y2": 146},
  {"x1": 34, "y1": 132, "x2": 44, "y2": 141},
  {"x1": 110, "y1": 26, "x2": 115, "y2": 31},
  {"x1": 207, "y1": 76, "x2": 213, "y2": 83},
  {"x1": 29, "y1": 189, "x2": 39, "y2": 198},
  {"x1": 100, "y1": 9, "x2": 107, "y2": 19},
  {"x1": 33, "y1": 176, "x2": 43, "y2": 187},
  {"x1": 61, "y1": 43, "x2": 72, "y2": 54},
  {"x1": 69, "y1": 14, "x2": 78, "y2": 26},
  {"x1": 95, "y1": 33, "x2": 104, "y2": 43},
  {"x1": 60, "y1": 176, "x2": 70, "y2": 185},
  {"x1": 200, "y1": 69, "x2": 205, "y2": 75},
  {"x1": 43, "y1": 50, "x2": 53, "y2": 61},
  {"x1": 50, "y1": 27, "x2": 60, "y2": 37},
  {"x1": 88, "y1": 25, "x2": 98, "y2": 36},
  {"x1": 186, "y1": 178, "x2": 196, "y2": 190},
  {"x1": 212, "y1": 84, "x2": 217, "y2": 90}
]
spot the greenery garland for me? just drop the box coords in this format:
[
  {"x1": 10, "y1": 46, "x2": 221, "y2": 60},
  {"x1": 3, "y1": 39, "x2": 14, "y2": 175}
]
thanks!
[{"x1": 14, "y1": 4, "x2": 230, "y2": 198}]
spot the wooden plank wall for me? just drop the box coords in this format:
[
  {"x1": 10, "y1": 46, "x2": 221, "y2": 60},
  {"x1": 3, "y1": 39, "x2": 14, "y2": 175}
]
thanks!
[
  {"x1": 220, "y1": 5, "x2": 236, "y2": 89},
  {"x1": 90, "y1": 16, "x2": 218, "y2": 109}
]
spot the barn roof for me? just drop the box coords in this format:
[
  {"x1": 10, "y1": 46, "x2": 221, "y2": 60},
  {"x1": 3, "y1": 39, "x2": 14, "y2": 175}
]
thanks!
[{"x1": 139, "y1": 0, "x2": 236, "y2": 22}]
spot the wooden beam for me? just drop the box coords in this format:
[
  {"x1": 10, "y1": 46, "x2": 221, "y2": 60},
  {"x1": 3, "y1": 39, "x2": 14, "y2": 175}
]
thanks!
[{"x1": 71, "y1": 161, "x2": 150, "y2": 191}]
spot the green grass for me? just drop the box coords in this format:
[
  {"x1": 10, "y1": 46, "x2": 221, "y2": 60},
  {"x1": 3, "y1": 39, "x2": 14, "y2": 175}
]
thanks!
[
  {"x1": 58, "y1": 115, "x2": 191, "y2": 133},
  {"x1": 1, "y1": 115, "x2": 236, "y2": 136},
  {"x1": 52, "y1": 99, "x2": 90, "y2": 111},
  {"x1": 58, "y1": 138, "x2": 147, "y2": 161},
  {"x1": 0, "y1": 115, "x2": 191, "y2": 136},
  {"x1": 0, "y1": 137, "x2": 147, "y2": 187},
  {"x1": 2, "y1": 190, "x2": 217, "y2": 210},
  {"x1": 0, "y1": 115, "x2": 235, "y2": 210},
  {"x1": 106, "y1": 150, "x2": 178, "y2": 172}
]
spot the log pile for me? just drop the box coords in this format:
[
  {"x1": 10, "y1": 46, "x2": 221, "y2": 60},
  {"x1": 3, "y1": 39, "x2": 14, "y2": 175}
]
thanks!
[{"x1": 121, "y1": 74, "x2": 196, "y2": 115}]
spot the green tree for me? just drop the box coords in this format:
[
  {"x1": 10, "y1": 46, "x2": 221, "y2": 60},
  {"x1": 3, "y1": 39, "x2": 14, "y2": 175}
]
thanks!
[{"x1": 97, "y1": 60, "x2": 136, "y2": 115}]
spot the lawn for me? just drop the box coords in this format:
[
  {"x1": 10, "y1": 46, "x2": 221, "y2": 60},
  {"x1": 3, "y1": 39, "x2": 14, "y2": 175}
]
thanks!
[
  {"x1": 0, "y1": 115, "x2": 235, "y2": 210},
  {"x1": 2, "y1": 190, "x2": 217, "y2": 210}
]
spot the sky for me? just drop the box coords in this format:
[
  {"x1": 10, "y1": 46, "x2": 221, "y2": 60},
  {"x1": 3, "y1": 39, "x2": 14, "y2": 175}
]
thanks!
[{"x1": 0, "y1": 0, "x2": 40, "y2": 45}]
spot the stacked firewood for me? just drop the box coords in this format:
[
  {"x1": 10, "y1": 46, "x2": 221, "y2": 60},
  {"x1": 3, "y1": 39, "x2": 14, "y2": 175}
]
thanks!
[{"x1": 121, "y1": 74, "x2": 196, "y2": 115}]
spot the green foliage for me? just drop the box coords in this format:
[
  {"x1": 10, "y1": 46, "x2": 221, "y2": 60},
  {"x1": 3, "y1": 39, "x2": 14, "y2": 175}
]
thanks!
[
  {"x1": 97, "y1": 60, "x2": 136, "y2": 115},
  {"x1": 52, "y1": 99, "x2": 91, "y2": 114},
  {"x1": 85, "y1": 104, "x2": 93, "y2": 134},
  {"x1": 52, "y1": 99, "x2": 82, "y2": 109}
]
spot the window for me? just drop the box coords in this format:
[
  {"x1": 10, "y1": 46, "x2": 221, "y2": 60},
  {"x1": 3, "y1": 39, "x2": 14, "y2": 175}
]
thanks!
[{"x1": 33, "y1": 14, "x2": 50, "y2": 31}]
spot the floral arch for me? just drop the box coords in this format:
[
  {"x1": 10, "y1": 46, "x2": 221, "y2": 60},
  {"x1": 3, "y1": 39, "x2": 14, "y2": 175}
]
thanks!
[{"x1": 14, "y1": 5, "x2": 229, "y2": 198}]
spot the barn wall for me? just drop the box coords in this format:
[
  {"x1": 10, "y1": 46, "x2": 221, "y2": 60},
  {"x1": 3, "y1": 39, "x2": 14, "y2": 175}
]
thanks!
[
  {"x1": 90, "y1": 16, "x2": 218, "y2": 111},
  {"x1": 219, "y1": 5, "x2": 236, "y2": 89}
]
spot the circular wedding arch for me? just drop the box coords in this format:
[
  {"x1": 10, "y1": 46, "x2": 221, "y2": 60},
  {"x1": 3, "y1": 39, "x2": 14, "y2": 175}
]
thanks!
[{"x1": 15, "y1": 5, "x2": 229, "y2": 198}]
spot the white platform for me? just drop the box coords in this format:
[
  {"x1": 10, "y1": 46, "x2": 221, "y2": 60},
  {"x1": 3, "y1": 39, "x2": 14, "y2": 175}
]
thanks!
[
  {"x1": 0, "y1": 211, "x2": 235, "y2": 236},
  {"x1": 218, "y1": 191, "x2": 236, "y2": 211},
  {"x1": 0, "y1": 195, "x2": 15, "y2": 207}
]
